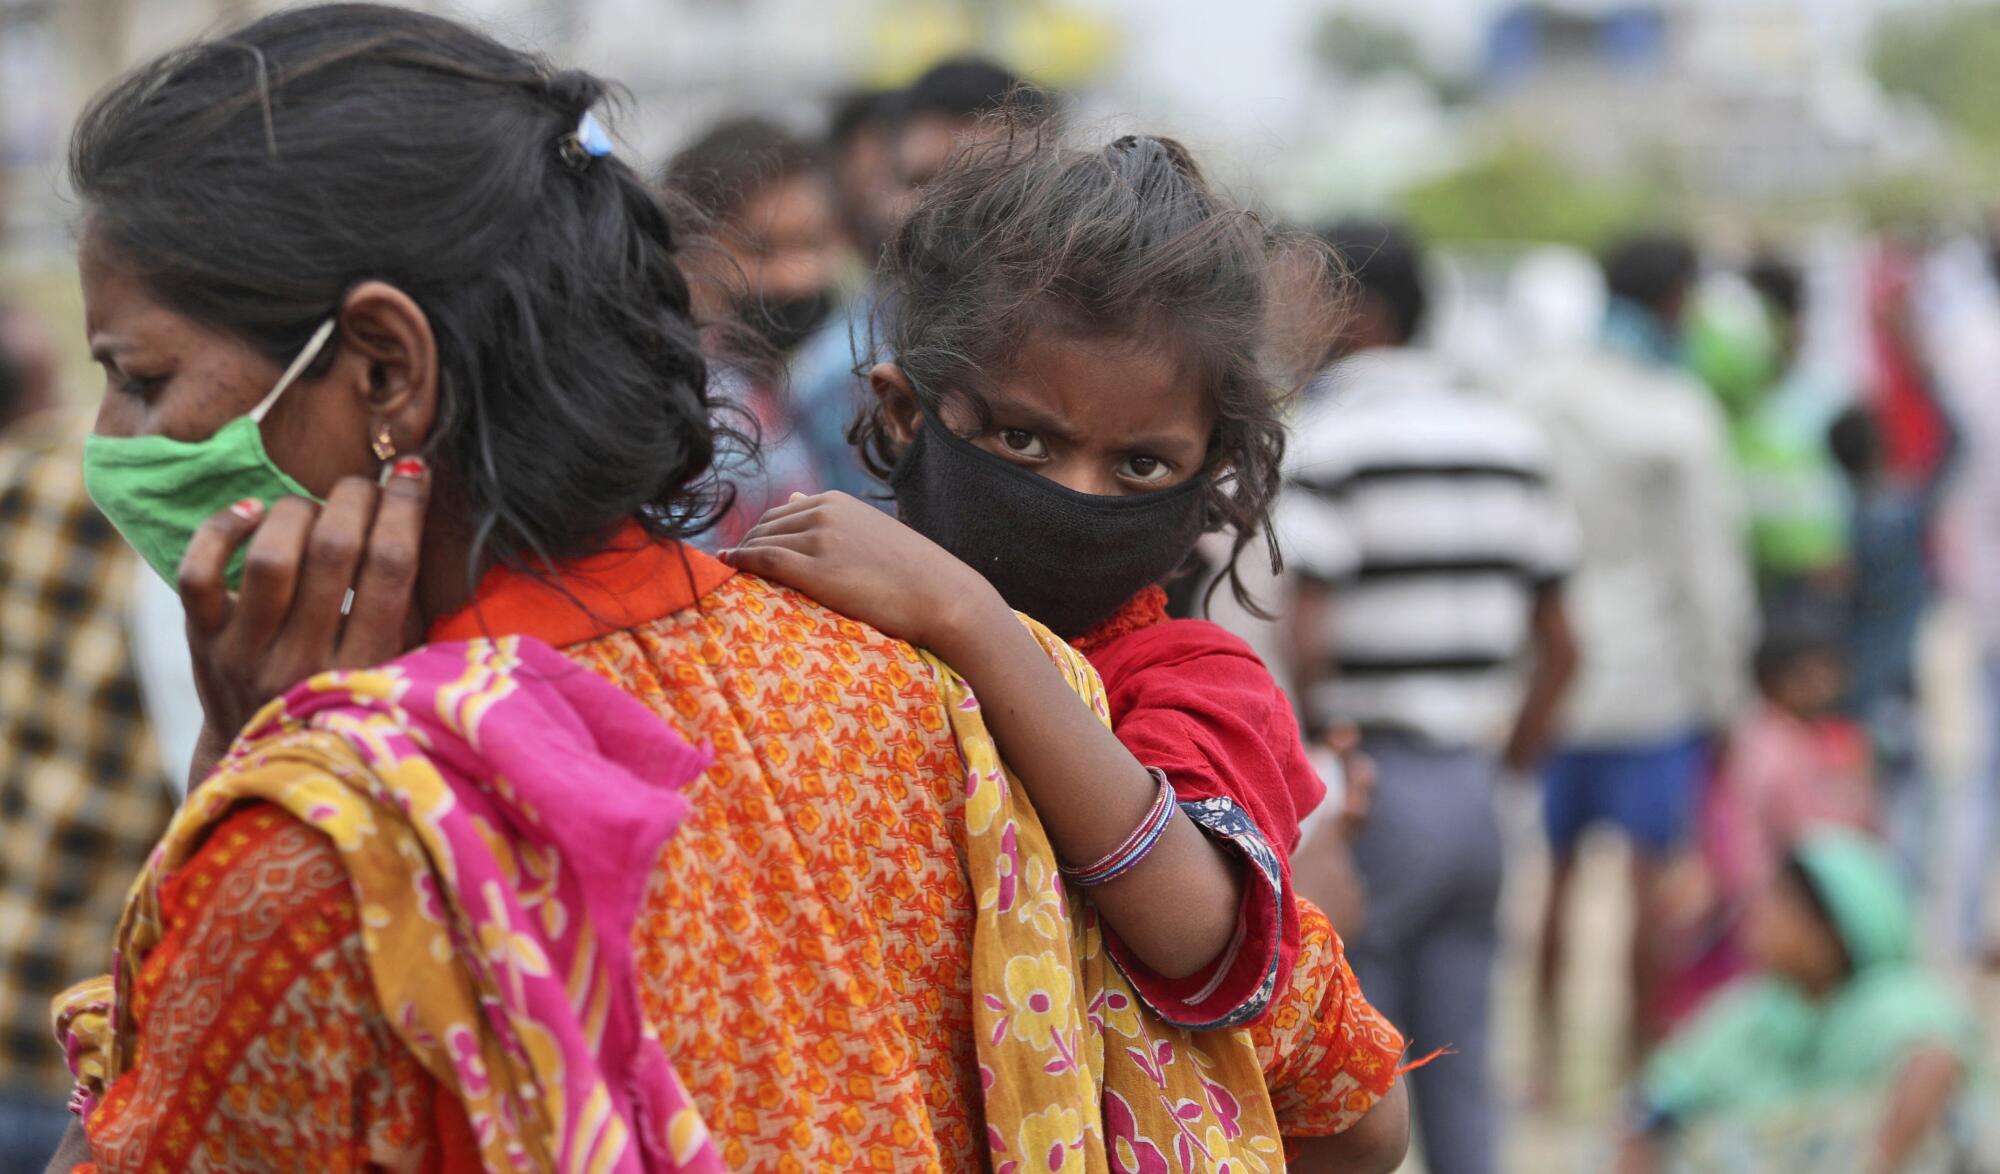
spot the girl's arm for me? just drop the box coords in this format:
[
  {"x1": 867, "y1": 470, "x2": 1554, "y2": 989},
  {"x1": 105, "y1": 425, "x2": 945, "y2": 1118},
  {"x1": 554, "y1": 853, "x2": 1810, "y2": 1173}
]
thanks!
[
  {"x1": 724, "y1": 493, "x2": 1244, "y2": 980},
  {"x1": 1286, "y1": 1081, "x2": 1409, "y2": 1174}
]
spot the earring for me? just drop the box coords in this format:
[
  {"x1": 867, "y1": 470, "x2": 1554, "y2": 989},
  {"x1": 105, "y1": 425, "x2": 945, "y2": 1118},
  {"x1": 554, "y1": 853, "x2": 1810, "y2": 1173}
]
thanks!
[{"x1": 370, "y1": 422, "x2": 396, "y2": 462}]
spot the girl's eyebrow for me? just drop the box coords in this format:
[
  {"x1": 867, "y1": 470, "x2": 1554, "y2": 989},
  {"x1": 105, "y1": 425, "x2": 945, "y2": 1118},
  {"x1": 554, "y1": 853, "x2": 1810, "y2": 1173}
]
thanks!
[
  {"x1": 983, "y1": 394, "x2": 1082, "y2": 443},
  {"x1": 1117, "y1": 431, "x2": 1207, "y2": 460}
]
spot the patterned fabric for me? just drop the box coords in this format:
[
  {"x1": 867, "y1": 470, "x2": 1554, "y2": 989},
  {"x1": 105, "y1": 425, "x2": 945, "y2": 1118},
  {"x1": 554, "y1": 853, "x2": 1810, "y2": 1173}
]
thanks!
[
  {"x1": 944, "y1": 616, "x2": 1292, "y2": 1171},
  {"x1": 456, "y1": 533, "x2": 1407, "y2": 1166},
  {"x1": 1161, "y1": 796, "x2": 1287, "y2": 1030},
  {"x1": 59, "y1": 636, "x2": 721, "y2": 1173},
  {"x1": 0, "y1": 413, "x2": 171, "y2": 1098},
  {"x1": 568, "y1": 572, "x2": 991, "y2": 1170},
  {"x1": 1253, "y1": 902, "x2": 1407, "y2": 1138},
  {"x1": 63, "y1": 806, "x2": 455, "y2": 1172},
  {"x1": 557, "y1": 561, "x2": 1407, "y2": 1169}
]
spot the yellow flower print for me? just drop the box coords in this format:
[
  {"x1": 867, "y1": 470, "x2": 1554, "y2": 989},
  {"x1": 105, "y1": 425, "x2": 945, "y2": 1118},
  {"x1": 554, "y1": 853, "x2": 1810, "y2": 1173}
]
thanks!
[
  {"x1": 1088, "y1": 985, "x2": 1143, "y2": 1040},
  {"x1": 1015, "y1": 1105, "x2": 1089, "y2": 1172},
  {"x1": 1016, "y1": 854, "x2": 1066, "y2": 941},
  {"x1": 477, "y1": 880, "x2": 552, "y2": 1003},
  {"x1": 1002, "y1": 952, "x2": 1076, "y2": 1055}
]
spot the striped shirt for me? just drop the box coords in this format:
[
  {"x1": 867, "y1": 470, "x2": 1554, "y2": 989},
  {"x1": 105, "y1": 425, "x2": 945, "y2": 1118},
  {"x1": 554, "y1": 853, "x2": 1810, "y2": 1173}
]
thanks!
[{"x1": 1276, "y1": 349, "x2": 1576, "y2": 748}]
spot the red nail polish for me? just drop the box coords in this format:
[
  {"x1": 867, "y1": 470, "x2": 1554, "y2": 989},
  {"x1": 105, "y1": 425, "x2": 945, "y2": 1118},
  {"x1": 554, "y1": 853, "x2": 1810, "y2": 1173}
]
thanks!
[
  {"x1": 229, "y1": 498, "x2": 264, "y2": 520},
  {"x1": 391, "y1": 457, "x2": 427, "y2": 479}
]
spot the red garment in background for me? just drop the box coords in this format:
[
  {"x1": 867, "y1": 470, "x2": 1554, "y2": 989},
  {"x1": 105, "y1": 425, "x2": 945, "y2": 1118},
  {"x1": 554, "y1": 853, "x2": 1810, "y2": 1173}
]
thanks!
[
  {"x1": 1866, "y1": 242, "x2": 1950, "y2": 480},
  {"x1": 1076, "y1": 586, "x2": 1327, "y2": 1026}
]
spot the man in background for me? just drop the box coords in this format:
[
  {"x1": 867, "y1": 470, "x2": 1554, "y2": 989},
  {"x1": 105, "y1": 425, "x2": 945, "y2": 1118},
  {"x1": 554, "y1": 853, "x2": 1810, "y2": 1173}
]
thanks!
[
  {"x1": 824, "y1": 87, "x2": 901, "y2": 265},
  {"x1": 1517, "y1": 233, "x2": 1757, "y2": 1080},
  {"x1": 664, "y1": 116, "x2": 849, "y2": 546},
  {"x1": 0, "y1": 303, "x2": 172, "y2": 1168},
  {"x1": 790, "y1": 57, "x2": 1049, "y2": 502},
  {"x1": 1279, "y1": 221, "x2": 1579, "y2": 1174}
]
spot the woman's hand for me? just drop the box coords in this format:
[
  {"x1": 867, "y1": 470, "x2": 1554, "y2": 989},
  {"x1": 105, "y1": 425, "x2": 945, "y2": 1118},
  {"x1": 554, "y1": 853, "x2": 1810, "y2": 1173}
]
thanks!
[
  {"x1": 178, "y1": 460, "x2": 430, "y2": 786},
  {"x1": 721, "y1": 492, "x2": 1004, "y2": 655}
]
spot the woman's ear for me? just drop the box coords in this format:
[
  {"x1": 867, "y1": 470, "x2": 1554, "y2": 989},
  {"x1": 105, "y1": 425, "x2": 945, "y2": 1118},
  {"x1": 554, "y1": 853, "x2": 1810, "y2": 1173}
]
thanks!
[
  {"x1": 870, "y1": 362, "x2": 921, "y2": 449},
  {"x1": 337, "y1": 281, "x2": 439, "y2": 460}
]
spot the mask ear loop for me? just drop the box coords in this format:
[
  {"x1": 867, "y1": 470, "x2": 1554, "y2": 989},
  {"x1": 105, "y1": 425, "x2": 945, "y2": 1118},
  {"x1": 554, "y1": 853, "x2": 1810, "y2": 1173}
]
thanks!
[
  {"x1": 249, "y1": 318, "x2": 338, "y2": 424},
  {"x1": 245, "y1": 319, "x2": 363, "y2": 613}
]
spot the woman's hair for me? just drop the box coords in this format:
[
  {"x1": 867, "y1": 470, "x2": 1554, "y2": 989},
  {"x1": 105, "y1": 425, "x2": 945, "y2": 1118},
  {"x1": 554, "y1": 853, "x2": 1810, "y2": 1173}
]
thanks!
[
  {"x1": 853, "y1": 113, "x2": 1340, "y2": 613},
  {"x1": 70, "y1": 2, "x2": 723, "y2": 576}
]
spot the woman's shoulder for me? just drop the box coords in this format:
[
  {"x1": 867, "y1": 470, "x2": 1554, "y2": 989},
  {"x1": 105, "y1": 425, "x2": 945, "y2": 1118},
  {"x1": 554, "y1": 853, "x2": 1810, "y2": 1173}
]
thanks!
[
  {"x1": 701, "y1": 571, "x2": 932, "y2": 659},
  {"x1": 157, "y1": 801, "x2": 348, "y2": 926}
]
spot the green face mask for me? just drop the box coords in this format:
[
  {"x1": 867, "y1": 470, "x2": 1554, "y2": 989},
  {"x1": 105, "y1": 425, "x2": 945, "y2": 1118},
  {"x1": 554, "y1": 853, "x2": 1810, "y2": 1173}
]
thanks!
[{"x1": 83, "y1": 319, "x2": 336, "y2": 588}]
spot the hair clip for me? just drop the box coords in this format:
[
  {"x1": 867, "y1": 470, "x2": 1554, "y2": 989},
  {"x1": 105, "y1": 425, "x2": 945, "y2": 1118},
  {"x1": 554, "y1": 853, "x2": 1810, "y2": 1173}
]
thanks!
[{"x1": 559, "y1": 110, "x2": 613, "y2": 170}]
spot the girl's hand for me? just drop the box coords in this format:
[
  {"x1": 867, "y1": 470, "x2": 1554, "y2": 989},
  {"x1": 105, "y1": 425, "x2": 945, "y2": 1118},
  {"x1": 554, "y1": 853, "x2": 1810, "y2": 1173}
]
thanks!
[
  {"x1": 721, "y1": 492, "x2": 1004, "y2": 655},
  {"x1": 177, "y1": 460, "x2": 430, "y2": 786}
]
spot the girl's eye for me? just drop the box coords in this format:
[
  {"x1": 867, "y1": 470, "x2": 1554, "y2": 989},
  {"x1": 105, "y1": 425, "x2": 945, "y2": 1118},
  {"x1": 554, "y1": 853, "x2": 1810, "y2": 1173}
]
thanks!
[
  {"x1": 1120, "y1": 455, "x2": 1172, "y2": 484},
  {"x1": 999, "y1": 429, "x2": 1048, "y2": 459}
]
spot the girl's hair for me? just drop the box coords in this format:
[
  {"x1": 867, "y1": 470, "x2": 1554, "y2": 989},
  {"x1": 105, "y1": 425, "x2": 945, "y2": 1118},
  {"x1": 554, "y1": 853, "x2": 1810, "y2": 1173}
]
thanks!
[
  {"x1": 70, "y1": 2, "x2": 724, "y2": 576},
  {"x1": 852, "y1": 113, "x2": 1340, "y2": 613}
]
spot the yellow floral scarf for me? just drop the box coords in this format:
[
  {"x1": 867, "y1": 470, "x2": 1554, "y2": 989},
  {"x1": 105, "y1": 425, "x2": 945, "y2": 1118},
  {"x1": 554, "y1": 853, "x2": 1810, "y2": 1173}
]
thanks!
[{"x1": 936, "y1": 620, "x2": 1287, "y2": 1173}]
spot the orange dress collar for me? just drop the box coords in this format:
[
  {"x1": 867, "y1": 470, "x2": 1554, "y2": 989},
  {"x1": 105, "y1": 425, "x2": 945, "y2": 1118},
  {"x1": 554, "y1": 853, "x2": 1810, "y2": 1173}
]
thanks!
[{"x1": 428, "y1": 520, "x2": 735, "y2": 649}]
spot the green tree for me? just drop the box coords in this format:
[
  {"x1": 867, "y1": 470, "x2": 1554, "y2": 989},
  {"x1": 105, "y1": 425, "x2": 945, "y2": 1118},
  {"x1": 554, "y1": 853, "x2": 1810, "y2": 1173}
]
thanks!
[
  {"x1": 1871, "y1": 6, "x2": 2000, "y2": 158},
  {"x1": 1394, "y1": 139, "x2": 1681, "y2": 248},
  {"x1": 1310, "y1": 11, "x2": 1473, "y2": 104}
]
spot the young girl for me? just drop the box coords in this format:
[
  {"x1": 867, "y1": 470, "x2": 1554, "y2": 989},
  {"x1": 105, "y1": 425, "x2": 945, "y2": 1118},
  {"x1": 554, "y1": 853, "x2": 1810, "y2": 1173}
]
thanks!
[{"x1": 723, "y1": 122, "x2": 1338, "y2": 1030}]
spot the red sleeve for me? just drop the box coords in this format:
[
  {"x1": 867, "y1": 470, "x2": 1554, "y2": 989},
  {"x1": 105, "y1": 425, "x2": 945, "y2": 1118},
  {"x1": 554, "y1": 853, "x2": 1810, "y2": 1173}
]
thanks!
[{"x1": 1084, "y1": 619, "x2": 1327, "y2": 1029}]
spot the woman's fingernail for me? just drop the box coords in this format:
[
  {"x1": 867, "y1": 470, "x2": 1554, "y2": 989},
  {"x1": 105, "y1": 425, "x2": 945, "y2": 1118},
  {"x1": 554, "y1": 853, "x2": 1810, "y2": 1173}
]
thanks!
[
  {"x1": 391, "y1": 457, "x2": 428, "y2": 479},
  {"x1": 229, "y1": 498, "x2": 264, "y2": 521}
]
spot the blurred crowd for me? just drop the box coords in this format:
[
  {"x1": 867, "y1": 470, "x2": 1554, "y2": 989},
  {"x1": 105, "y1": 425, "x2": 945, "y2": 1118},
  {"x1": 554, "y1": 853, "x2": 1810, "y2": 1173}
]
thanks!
[{"x1": 5, "y1": 32, "x2": 2000, "y2": 1174}]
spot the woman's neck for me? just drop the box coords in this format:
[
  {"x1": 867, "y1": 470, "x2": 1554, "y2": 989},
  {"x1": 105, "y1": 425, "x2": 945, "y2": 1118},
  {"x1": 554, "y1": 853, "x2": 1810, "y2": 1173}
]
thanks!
[{"x1": 411, "y1": 496, "x2": 481, "y2": 643}]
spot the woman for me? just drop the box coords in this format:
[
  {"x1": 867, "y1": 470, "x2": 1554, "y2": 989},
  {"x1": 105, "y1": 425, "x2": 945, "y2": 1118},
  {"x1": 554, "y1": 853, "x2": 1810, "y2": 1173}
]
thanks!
[{"x1": 53, "y1": 6, "x2": 1408, "y2": 1170}]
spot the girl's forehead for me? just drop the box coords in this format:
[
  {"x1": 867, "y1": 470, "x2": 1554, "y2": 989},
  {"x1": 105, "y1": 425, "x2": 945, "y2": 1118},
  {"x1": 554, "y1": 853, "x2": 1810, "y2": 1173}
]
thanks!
[{"x1": 996, "y1": 333, "x2": 1211, "y2": 434}]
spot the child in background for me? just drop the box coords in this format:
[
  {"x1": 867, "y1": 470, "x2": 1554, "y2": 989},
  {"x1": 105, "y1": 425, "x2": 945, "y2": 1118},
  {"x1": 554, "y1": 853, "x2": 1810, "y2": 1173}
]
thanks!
[
  {"x1": 1659, "y1": 627, "x2": 1877, "y2": 1026},
  {"x1": 1719, "y1": 628, "x2": 1877, "y2": 894},
  {"x1": 1622, "y1": 830, "x2": 1987, "y2": 1174},
  {"x1": 1828, "y1": 403, "x2": 1955, "y2": 878},
  {"x1": 724, "y1": 119, "x2": 1413, "y2": 1163}
]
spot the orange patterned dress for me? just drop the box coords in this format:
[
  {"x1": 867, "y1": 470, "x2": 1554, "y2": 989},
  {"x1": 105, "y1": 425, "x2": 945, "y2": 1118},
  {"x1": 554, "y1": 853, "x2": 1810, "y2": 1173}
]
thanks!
[{"x1": 64, "y1": 526, "x2": 1403, "y2": 1172}]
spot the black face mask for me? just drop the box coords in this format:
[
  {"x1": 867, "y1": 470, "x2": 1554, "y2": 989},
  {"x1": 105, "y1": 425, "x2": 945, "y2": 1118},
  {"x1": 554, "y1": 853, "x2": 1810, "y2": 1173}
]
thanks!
[
  {"x1": 889, "y1": 404, "x2": 1209, "y2": 639},
  {"x1": 739, "y1": 290, "x2": 836, "y2": 356}
]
